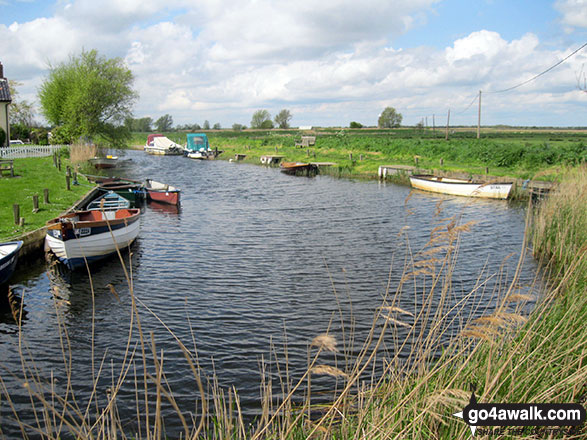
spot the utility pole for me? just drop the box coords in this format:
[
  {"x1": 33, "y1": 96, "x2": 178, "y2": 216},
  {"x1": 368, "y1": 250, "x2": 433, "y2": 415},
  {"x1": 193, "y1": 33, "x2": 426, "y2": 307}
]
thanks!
[
  {"x1": 445, "y1": 109, "x2": 450, "y2": 141},
  {"x1": 477, "y1": 90, "x2": 482, "y2": 139}
]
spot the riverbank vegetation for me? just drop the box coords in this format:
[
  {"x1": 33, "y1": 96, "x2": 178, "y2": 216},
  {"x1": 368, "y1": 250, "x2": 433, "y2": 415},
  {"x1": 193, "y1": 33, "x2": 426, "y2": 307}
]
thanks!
[
  {"x1": 0, "y1": 151, "x2": 91, "y2": 240},
  {"x1": 131, "y1": 128, "x2": 586, "y2": 181},
  {"x1": 2, "y1": 165, "x2": 585, "y2": 438}
]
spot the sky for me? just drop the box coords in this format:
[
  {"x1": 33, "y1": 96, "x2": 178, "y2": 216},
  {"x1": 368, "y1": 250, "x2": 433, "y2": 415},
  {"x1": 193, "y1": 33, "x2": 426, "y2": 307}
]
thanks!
[{"x1": 0, "y1": 0, "x2": 586, "y2": 128}]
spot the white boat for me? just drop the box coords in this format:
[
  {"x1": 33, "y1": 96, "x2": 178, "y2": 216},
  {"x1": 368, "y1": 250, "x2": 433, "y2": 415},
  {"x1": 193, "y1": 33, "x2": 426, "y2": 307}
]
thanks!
[
  {"x1": 409, "y1": 174, "x2": 513, "y2": 199},
  {"x1": 186, "y1": 149, "x2": 215, "y2": 160},
  {"x1": 89, "y1": 155, "x2": 118, "y2": 169},
  {"x1": 45, "y1": 209, "x2": 141, "y2": 269},
  {"x1": 144, "y1": 135, "x2": 183, "y2": 155}
]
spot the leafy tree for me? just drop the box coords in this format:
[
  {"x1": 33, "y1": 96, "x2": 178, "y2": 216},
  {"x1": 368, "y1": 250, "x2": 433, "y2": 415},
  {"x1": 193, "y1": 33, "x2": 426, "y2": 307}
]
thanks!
[
  {"x1": 8, "y1": 80, "x2": 35, "y2": 127},
  {"x1": 38, "y1": 49, "x2": 137, "y2": 146},
  {"x1": 203, "y1": 120, "x2": 210, "y2": 130},
  {"x1": 251, "y1": 109, "x2": 272, "y2": 129},
  {"x1": 378, "y1": 106, "x2": 403, "y2": 128},
  {"x1": 125, "y1": 116, "x2": 153, "y2": 132},
  {"x1": 232, "y1": 123, "x2": 245, "y2": 131},
  {"x1": 155, "y1": 114, "x2": 173, "y2": 131},
  {"x1": 274, "y1": 109, "x2": 292, "y2": 129},
  {"x1": 350, "y1": 121, "x2": 363, "y2": 128},
  {"x1": 213, "y1": 122, "x2": 221, "y2": 130}
]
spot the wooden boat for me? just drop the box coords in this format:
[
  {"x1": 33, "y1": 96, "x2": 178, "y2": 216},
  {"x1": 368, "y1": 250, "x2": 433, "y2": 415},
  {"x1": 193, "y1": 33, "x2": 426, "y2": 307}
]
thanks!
[
  {"x1": 144, "y1": 179, "x2": 181, "y2": 205},
  {"x1": 144, "y1": 134, "x2": 183, "y2": 155},
  {"x1": 0, "y1": 241, "x2": 23, "y2": 285},
  {"x1": 409, "y1": 174, "x2": 513, "y2": 199},
  {"x1": 86, "y1": 191, "x2": 131, "y2": 211},
  {"x1": 45, "y1": 209, "x2": 141, "y2": 269},
  {"x1": 89, "y1": 155, "x2": 118, "y2": 169},
  {"x1": 280, "y1": 162, "x2": 318, "y2": 176},
  {"x1": 98, "y1": 181, "x2": 145, "y2": 204}
]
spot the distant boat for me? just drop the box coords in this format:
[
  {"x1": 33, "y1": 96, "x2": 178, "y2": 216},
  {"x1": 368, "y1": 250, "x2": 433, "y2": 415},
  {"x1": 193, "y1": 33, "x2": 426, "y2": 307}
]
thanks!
[
  {"x1": 144, "y1": 134, "x2": 183, "y2": 155},
  {"x1": 89, "y1": 155, "x2": 118, "y2": 169},
  {"x1": 409, "y1": 175, "x2": 513, "y2": 199},
  {"x1": 184, "y1": 133, "x2": 221, "y2": 159},
  {"x1": 0, "y1": 241, "x2": 23, "y2": 285},
  {"x1": 144, "y1": 179, "x2": 181, "y2": 205},
  {"x1": 280, "y1": 162, "x2": 318, "y2": 176},
  {"x1": 86, "y1": 191, "x2": 131, "y2": 211},
  {"x1": 45, "y1": 209, "x2": 141, "y2": 269}
]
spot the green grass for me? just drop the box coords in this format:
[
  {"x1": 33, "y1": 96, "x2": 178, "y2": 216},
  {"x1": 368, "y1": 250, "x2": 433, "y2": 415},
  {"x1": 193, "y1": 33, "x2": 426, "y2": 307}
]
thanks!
[
  {"x1": 0, "y1": 156, "x2": 92, "y2": 241},
  {"x1": 130, "y1": 128, "x2": 587, "y2": 181}
]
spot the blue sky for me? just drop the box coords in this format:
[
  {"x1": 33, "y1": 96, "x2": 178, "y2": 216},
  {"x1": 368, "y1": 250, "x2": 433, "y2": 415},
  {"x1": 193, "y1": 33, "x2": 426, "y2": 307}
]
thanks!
[{"x1": 1, "y1": 0, "x2": 586, "y2": 127}]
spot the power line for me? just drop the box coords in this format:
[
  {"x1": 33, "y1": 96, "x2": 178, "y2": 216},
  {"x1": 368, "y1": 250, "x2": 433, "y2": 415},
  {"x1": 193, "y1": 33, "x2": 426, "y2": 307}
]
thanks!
[{"x1": 486, "y1": 42, "x2": 587, "y2": 94}]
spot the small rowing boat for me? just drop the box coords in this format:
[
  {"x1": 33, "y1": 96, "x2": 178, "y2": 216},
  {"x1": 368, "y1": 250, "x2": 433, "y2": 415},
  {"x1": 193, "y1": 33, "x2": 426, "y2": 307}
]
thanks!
[
  {"x1": 89, "y1": 155, "x2": 118, "y2": 169},
  {"x1": 144, "y1": 179, "x2": 181, "y2": 205},
  {"x1": 0, "y1": 241, "x2": 23, "y2": 285},
  {"x1": 45, "y1": 209, "x2": 141, "y2": 269},
  {"x1": 86, "y1": 191, "x2": 131, "y2": 211},
  {"x1": 409, "y1": 174, "x2": 513, "y2": 199},
  {"x1": 280, "y1": 162, "x2": 318, "y2": 176}
]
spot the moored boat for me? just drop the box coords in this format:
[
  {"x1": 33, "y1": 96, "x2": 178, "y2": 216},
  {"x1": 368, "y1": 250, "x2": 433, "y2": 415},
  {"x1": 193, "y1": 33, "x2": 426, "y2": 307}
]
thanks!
[
  {"x1": 184, "y1": 133, "x2": 221, "y2": 159},
  {"x1": 45, "y1": 209, "x2": 141, "y2": 269},
  {"x1": 98, "y1": 181, "x2": 145, "y2": 204},
  {"x1": 409, "y1": 174, "x2": 513, "y2": 199},
  {"x1": 144, "y1": 134, "x2": 183, "y2": 155},
  {"x1": 144, "y1": 179, "x2": 181, "y2": 205},
  {"x1": 0, "y1": 241, "x2": 23, "y2": 285},
  {"x1": 89, "y1": 155, "x2": 118, "y2": 169},
  {"x1": 86, "y1": 191, "x2": 131, "y2": 211},
  {"x1": 280, "y1": 162, "x2": 318, "y2": 176}
]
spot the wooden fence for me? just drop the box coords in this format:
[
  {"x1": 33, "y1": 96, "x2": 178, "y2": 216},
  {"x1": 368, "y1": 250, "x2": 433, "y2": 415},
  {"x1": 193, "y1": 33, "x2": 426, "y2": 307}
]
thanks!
[{"x1": 0, "y1": 145, "x2": 69, "y2": 159}]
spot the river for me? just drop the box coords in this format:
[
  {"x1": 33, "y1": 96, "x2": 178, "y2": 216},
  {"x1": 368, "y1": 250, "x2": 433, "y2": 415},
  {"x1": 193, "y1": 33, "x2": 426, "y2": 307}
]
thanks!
[{"x1": 0, "y1": 150, "x2": 540, "y2": 437}]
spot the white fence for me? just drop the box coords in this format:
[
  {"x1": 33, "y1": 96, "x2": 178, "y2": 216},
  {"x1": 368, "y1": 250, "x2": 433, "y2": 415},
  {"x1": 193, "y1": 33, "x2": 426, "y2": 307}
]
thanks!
[{"x1": 0, "y1": 145, "x2": 69, "y2": 159}]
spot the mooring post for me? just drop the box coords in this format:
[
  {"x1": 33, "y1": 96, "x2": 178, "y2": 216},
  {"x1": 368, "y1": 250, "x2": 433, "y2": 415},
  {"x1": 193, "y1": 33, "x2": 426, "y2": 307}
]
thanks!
[
  {"x1": 349, "y1": 153, "x2": 353, "y2": 161},
  {"x1": 13, "y1": 204, "x2": 20, "y2": 225},
  {"x1": 44, "y1": 188, "x2": 50, "y2": 204},
  {"x1": 415, "y1": 156, "x2": 419, "y2": 166},
  {"x1": 57, "y1": 155, "x2": 61, "y2": 171},
  {"x1": 66, "y1": 175, "x2": 71, "y2": 190},
  {"x1": 33, "y1": 195, "x2": 39, "y2": 213},
  {"x1": 440, "y1": 158, "x2": 444, "y2": 166},
  {"x1": 360, "y1": 154, "x2": 363, "y2": 161},
  {"x1": 485, "y1": 167, "x2": 489, "y2": 174}
]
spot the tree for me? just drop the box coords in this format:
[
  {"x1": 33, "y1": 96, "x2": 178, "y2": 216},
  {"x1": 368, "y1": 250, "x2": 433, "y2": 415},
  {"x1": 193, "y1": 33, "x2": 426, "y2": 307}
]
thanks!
[
  {"x1": 9, "y1": 80, "x2": 35, "y2": 127},
  {"x1": 350, "y1": 121, "x2": 363, "y2": 128},
  {"x1": 251, "y1": 109, "x2": 272, "y2": 129},
  {"x1": 274, "y1": 109, "x2": 292, "y2": 129},
  {"x1": 38, "y1": 49, "x2": 137, "y2": 146},
  {"x1": 378, "y1": 107, "x2": 403, "y2": 128},
  {"x1": 213, "y1": 122, "x2": 221, "y2": 130},
  {"x1": 232, "y1": 123, "x2": 245, "y2": 131},
  {"x1": 155, "y1": 114, "x2": 173, "y2": 131},
  {"x1": 125, "y1": 116, "x2": 153, "y2": 132}
]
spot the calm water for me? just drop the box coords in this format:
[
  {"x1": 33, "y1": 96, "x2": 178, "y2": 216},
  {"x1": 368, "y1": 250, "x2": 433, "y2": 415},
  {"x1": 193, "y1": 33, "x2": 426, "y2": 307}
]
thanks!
[{"x1": 0, "y1": 150, "x2": 540, "y2": 437}]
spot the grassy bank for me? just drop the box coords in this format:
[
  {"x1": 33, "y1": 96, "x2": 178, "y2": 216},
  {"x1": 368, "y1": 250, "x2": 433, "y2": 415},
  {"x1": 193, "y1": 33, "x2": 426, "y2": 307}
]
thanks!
[
  {"x1": 0, "y1": 153, "x2": 92, "y2": 241},
  {"x1": 131, "y1": 128, "x2": 586, "y2": 181}
]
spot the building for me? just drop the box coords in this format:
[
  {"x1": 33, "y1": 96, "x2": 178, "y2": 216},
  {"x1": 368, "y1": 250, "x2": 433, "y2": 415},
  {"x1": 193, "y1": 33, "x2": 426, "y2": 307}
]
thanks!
[{"x1": 0, "y1": 62, "x2": 11, "y2": 147}]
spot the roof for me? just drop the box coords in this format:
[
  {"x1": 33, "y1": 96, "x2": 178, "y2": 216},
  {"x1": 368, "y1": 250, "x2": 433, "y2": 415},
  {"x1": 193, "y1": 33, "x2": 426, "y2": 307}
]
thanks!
[{"x1": 0, "y1": 78, "x2": 11, "y2": 102}]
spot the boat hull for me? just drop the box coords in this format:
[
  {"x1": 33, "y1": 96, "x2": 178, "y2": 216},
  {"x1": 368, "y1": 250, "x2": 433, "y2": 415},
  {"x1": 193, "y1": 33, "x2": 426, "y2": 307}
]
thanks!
[
  {"x1": 45, "y1": 209, "x2": 141, "y2": 270},
  {"x1": 409, "y1": 175, "x2": 512, "y2": 199},
  {"x1": 146, "y1": 189, "x2": 180, "y2": 205},
  {"x1": 144, "y1": 147, "x2": 183, "y2": 156},
  {"x1": 0, "y1": 241, "x2": 23, "y2": 285},
  {"x1": 89, "y1": 157, "x2": 118, "y2": 169},
  {"x1": 280, "y1": 162, "x2": 318, "y2": 176}
]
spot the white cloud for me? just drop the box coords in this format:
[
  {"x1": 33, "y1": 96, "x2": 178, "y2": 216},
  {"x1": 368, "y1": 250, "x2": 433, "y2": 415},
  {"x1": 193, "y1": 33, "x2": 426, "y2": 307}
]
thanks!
[
  {"x1": 555, "y1": 0, "x2": 587, "y2": 30},
  {"x1": 1, "y1": 0, "x2": 585, "y2": 127}
]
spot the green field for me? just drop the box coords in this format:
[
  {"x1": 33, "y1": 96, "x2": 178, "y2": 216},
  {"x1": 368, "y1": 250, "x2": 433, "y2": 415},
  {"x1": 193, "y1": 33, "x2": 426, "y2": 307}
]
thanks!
[
  {"x1": 0, "y1": 156, "x2": 91, "y2": 241},
  {"x1": 131, "y1": 128, "x2": 587, "y2": 181}
]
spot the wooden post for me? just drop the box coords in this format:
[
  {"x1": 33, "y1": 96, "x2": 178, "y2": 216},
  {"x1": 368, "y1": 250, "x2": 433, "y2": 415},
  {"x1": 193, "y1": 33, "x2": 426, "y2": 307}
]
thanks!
[
  {"x1": 66, "y1": 166, "x2": 71, "y2": 177},
  {"x1": 414, "y1": 156, "x2": 419, "y2": 166},
  {"x1": 33, "y1": 195, "x2": 39, "y2": 213},
  {"x1": 66, "y1": 175, "x2": 71, "y2": 190},
  {"x1": 19, "y1": 217, "x2": 25, "y2": 227},
  {"x1": 275, "y1": 146, "x2": 278, "y2": 153},
  {"x1": 445, "y1": 109, "x2": 450, "y2": 141},
  {"x1": 44, "y1": 188, "x2": 50, "y2": 204},
  {"x1": 349, "y1": 153, "x2": 353, "y2": 161},
  {"x1": 440, "y1": 158, "x2": 444, "y2": 166},
  {"x1": 57, "y1": 155, "x2": 61, "y2": 171},
  {"x1": 485, "y1": 166, "x2": 489, "y2": 174},
  {"x1": 307, "y1": 149, "x2": 310, "y2": 157},
  {"x1": 13, "y1": 204, "x2": 20, "y2": 225}
]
